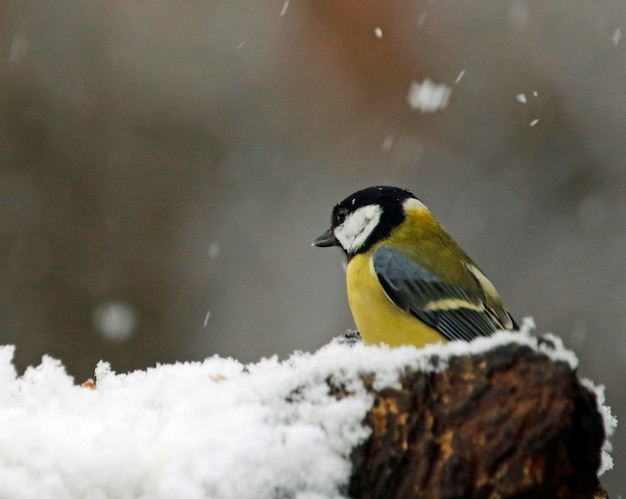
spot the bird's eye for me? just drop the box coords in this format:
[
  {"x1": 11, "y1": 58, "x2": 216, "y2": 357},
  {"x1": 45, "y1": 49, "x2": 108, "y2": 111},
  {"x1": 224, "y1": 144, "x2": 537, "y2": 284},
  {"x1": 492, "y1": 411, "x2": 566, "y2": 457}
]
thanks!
[{"x1": 335, "y1": 209, "x2": 348, "y2": 225}]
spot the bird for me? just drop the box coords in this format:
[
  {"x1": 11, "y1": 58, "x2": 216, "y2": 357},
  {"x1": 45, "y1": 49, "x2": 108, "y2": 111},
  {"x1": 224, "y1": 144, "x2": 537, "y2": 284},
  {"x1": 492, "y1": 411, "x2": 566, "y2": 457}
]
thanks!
[{"x1": 313, "y1": 186, "x2": 517, "y2": 348}]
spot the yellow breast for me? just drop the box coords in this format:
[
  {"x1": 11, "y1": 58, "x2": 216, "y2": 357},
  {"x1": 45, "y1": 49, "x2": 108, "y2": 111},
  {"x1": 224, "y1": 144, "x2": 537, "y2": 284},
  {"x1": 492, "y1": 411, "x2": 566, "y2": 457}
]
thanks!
[{"x1": 346, "y1": 253, "x2": 447, "y2": 348}]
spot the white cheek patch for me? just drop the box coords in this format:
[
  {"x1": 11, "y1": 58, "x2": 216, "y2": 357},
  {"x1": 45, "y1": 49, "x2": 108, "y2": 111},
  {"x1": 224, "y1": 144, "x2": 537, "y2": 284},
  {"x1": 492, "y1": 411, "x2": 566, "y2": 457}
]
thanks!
[{"x1": 334, "y1": 204, "x2": 382, "y2": 254}]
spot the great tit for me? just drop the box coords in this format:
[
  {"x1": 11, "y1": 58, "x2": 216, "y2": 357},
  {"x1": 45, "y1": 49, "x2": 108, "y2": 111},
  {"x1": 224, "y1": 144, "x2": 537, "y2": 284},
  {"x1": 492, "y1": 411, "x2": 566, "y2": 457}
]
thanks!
[{"x1": 313, "y1": 186, "x2": 517, "y2": 347}]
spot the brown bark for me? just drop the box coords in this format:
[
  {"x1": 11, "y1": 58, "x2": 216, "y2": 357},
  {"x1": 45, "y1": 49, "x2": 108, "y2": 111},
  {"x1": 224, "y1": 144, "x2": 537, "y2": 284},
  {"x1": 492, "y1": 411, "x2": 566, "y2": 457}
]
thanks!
[{"x1": 348, "y1": 341, "x2": 607, "y2": 499}]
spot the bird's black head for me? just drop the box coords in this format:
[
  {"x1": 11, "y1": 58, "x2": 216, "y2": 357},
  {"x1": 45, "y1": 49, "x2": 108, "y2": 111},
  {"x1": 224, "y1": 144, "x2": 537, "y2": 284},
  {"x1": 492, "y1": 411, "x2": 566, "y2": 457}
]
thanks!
[{"x1": 313, "y1": 186, "x2": 417, "y2": 258}]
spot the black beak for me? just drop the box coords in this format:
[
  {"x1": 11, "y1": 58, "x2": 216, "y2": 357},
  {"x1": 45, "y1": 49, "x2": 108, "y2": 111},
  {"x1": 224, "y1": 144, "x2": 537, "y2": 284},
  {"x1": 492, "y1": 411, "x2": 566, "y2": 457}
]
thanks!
[{"x1": 312, "y1": 229, "x2": 338, "y2": 247}]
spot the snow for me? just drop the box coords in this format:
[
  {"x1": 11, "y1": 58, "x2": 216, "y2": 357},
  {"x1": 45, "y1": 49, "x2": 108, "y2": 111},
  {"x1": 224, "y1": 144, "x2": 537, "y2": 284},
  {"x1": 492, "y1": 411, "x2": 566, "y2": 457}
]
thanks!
[
  {"x1": 417, "y1": 11, "x2": 427, "y2": 27},
  {"x1": 516, "y1": 93, "x2": 527, "y2": 104},
  {"x1": 0, "y1": 347, "x2": 371, "y2": 499},
  {"x1": 202, "y1": 310, "x2": 211, "y2": 327},
  {"x1": 93, "y1": 301, "x2": 138, "y2": 342},
  {"x1": 580, "y1": 379, "x2": 617, "y2": 476},
  {"x1": 381, "y1": 134, "x2": 394, "y2": 152},
  {"x1": 0, "y1": 321, "x2": 614, "y2": 498},
  {"x1": 208, "y1": 242, "x2": 220, "y2": 259},
  {"x1": 612, "y1": 28, "x2": 622, "y2": 45},
  {"x1": 8, "y1": 34, "x2": 29, "y2": 65},
  {"x1": 374, "y1": 27, "x2": 383, "y2": 39},
  {"x1": 406, "y1": 79, "x2": 451, "y2": 113}
]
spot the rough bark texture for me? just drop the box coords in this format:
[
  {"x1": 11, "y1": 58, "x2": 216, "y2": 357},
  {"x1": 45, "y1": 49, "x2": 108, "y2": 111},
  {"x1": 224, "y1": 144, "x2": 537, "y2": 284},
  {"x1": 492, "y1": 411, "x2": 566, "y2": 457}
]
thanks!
[{"x1": 348, "y1": 342, "x2": 607, "y2": 499}]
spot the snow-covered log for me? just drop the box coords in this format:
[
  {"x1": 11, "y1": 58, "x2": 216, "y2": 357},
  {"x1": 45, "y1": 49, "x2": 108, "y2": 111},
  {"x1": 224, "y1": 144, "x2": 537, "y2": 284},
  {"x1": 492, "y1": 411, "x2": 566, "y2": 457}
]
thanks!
[
  {"x1": 348, "y1": 339, "x2": 609, "y2": 498},
  {"x1": 0, "y1": 325, "x2": 615, "y2": 498}
]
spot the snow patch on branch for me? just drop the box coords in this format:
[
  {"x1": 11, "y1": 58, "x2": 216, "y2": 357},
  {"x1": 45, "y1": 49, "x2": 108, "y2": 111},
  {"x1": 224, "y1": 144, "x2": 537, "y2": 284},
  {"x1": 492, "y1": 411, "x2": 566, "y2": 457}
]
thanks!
[{"x1": 0, "y1": 321, "x2": 614, "y2": 498}]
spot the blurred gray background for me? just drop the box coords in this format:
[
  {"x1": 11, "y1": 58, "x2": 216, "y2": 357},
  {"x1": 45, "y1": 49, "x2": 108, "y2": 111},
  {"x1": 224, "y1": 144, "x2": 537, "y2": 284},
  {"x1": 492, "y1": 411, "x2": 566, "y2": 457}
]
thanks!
[{"x1": 0, "y1": 0, "x2": 624, "y2": 494}]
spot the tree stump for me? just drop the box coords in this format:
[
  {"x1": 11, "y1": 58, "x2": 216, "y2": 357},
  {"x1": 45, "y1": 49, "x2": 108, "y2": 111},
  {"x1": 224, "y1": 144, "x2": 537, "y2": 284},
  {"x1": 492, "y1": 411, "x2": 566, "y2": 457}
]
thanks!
[{"x1": 348, "y1": 341, "x2": 608, "y2": 499}]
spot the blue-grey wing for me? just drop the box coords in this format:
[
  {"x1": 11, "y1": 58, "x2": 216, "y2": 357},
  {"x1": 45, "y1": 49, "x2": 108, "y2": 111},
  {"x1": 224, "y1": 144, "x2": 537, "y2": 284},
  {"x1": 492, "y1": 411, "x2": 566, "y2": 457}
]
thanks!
[{"x1": 373, "y1": 246, "x2": 511, "y2": 342}]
